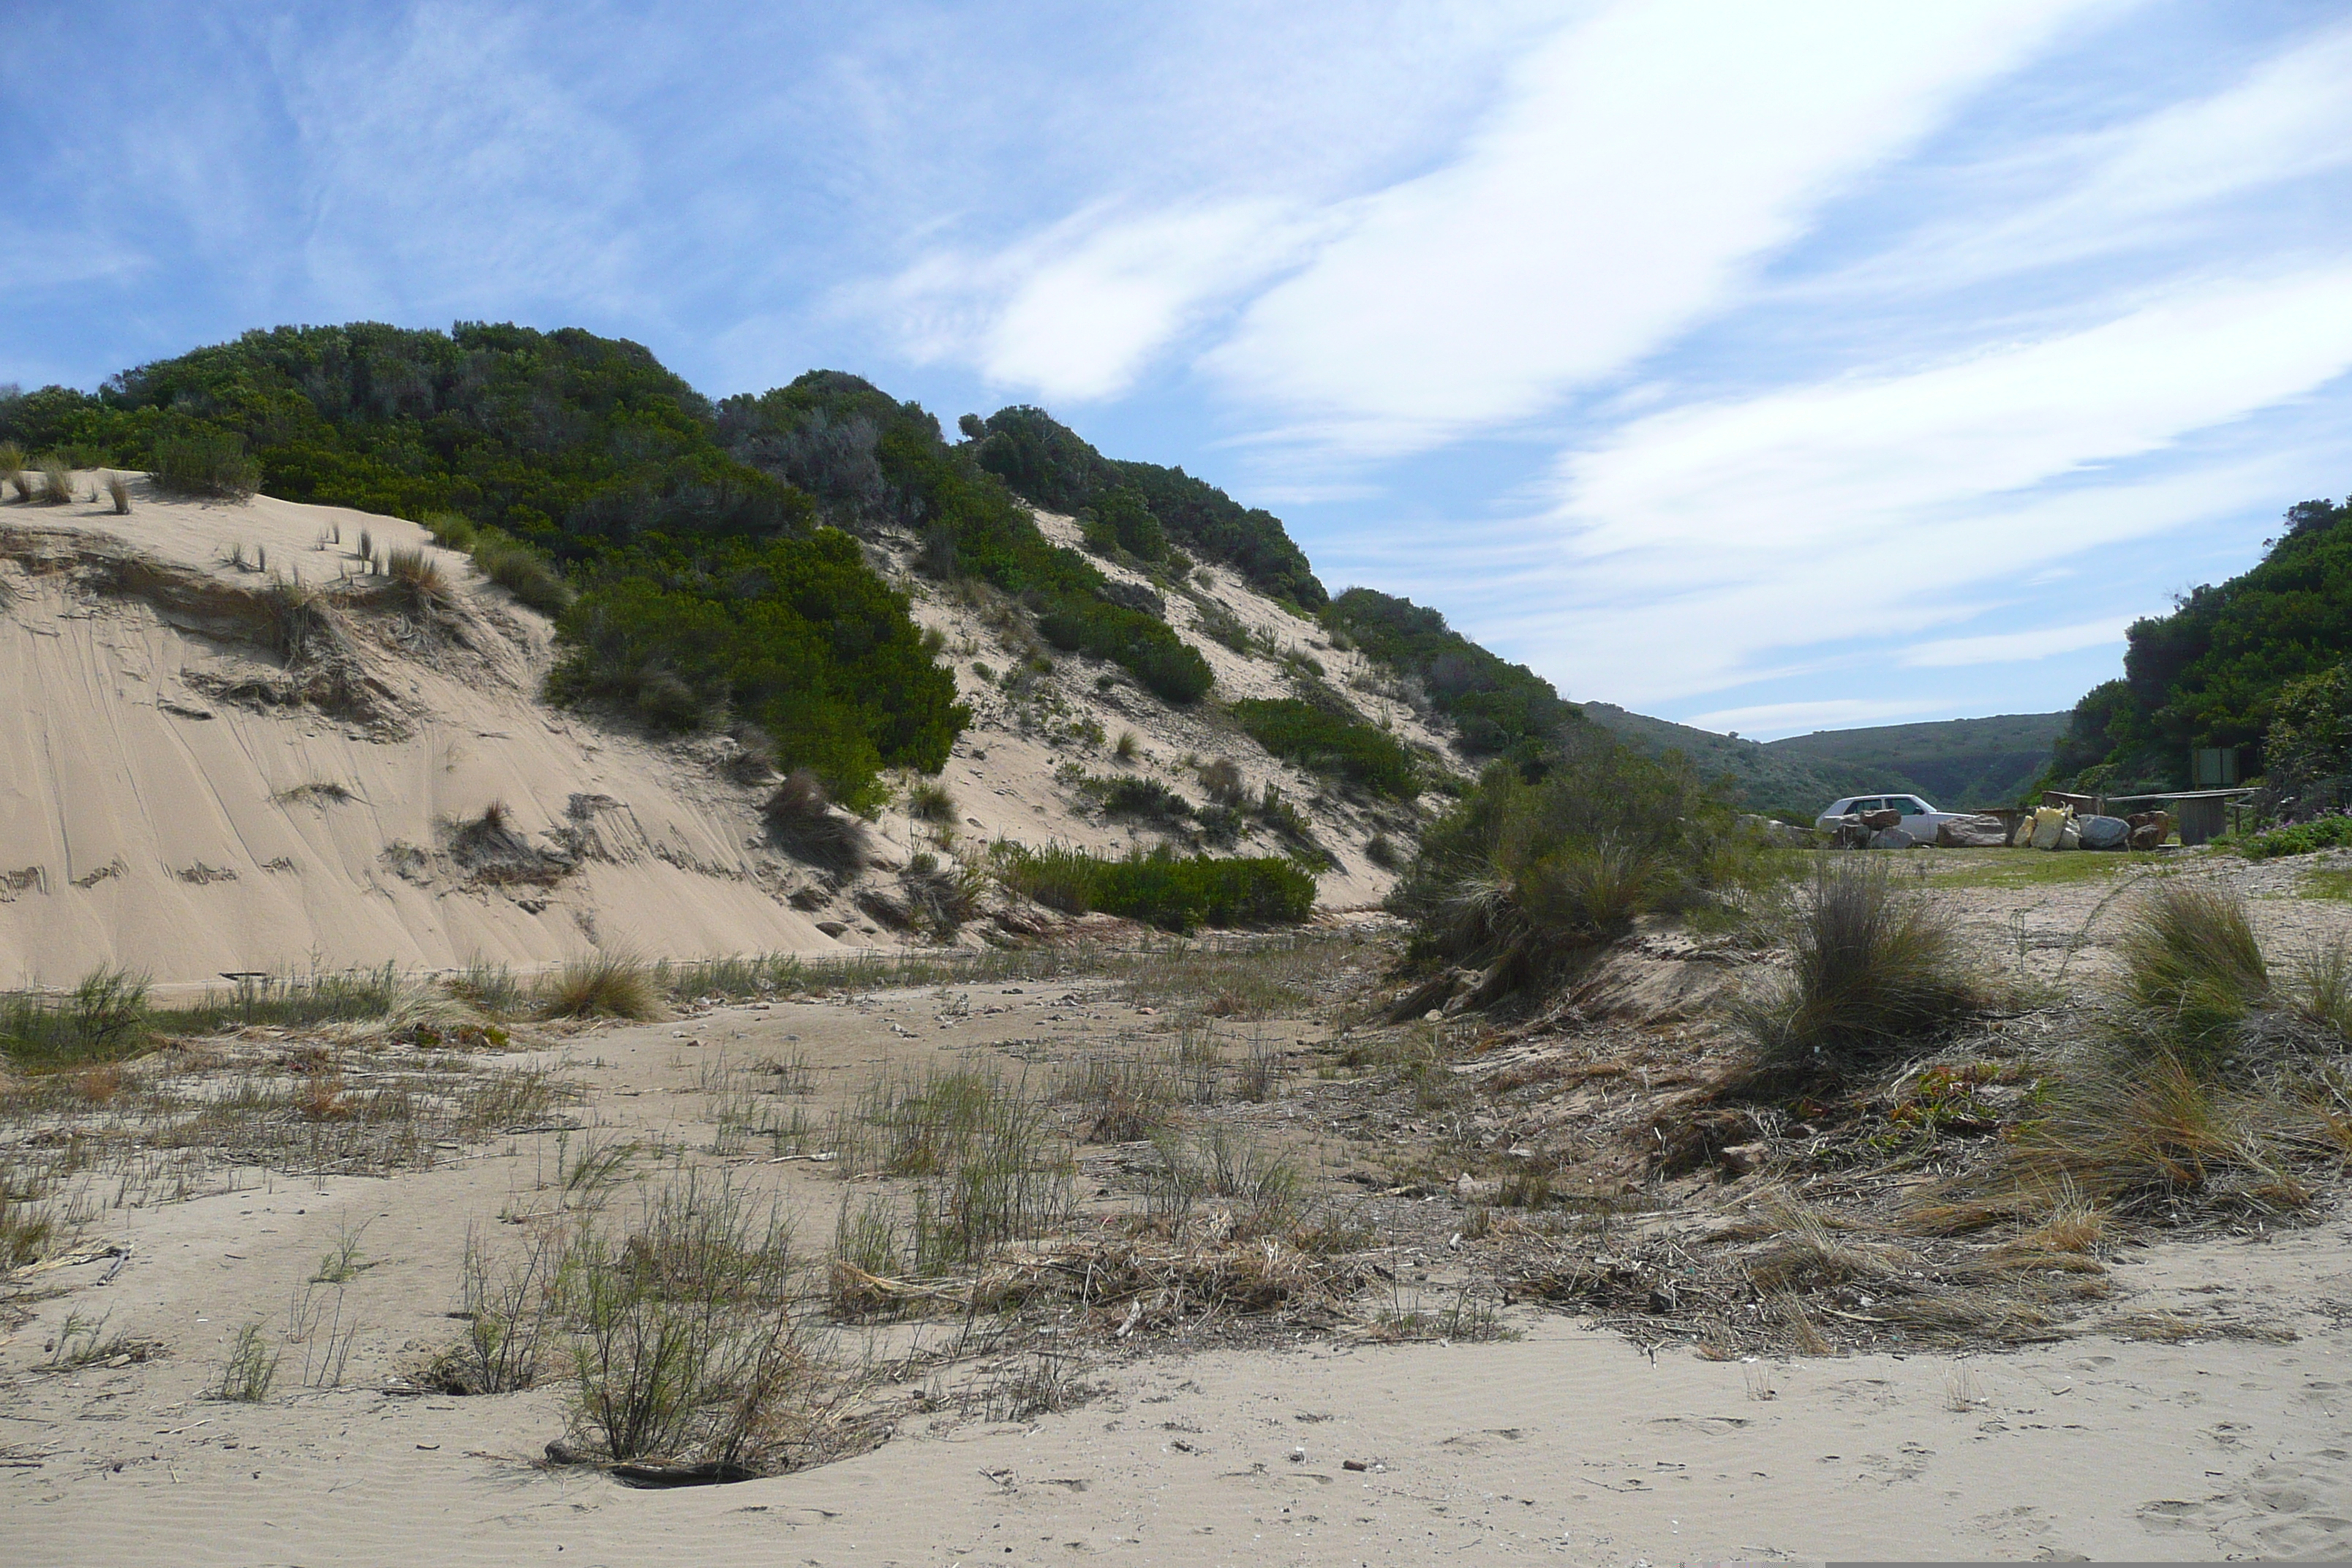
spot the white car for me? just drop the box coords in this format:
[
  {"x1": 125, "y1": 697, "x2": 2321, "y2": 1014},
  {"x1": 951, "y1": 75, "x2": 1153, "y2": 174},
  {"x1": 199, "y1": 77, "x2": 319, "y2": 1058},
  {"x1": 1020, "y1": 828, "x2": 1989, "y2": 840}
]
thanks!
[{"x1": 1815, "y1": 794, "x2": 1967, "y2": 837}]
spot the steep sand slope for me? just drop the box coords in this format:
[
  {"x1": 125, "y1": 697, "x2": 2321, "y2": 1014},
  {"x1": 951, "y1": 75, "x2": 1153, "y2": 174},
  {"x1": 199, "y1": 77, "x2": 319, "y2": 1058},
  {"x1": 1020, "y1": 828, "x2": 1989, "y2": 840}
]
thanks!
[
  {"x1": 0, "y1": 481, "x2": 843, "y2": 984},
  {"x1": 0, "y1": 480, "x2": 1458, "y2": 985}
]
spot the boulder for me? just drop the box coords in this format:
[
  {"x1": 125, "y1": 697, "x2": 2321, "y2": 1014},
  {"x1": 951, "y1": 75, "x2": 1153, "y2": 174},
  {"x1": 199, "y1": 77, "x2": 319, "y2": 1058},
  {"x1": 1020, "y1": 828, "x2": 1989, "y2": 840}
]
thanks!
[
  {"x1": 1859, "y1": 808, "x2": 1903, "y2": 831},
  {"x1": 1869, "y1": 826, "x2": 1916, "y2": 849},
  {"x1": 1936, "y1": 814, "x2": 2012, "y2": 848},
  {"x1": 2076, "y1": 814, "x2": 2130, "y2": 851},
  {"x1": 2127, "y1": 810, "x2": 2173, "y2": 851}
]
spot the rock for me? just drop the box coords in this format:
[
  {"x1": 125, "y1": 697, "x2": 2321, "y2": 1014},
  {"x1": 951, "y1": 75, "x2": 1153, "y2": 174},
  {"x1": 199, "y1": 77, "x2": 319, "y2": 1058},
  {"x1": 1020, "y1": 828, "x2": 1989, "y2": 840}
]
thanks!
[
  {"x1": 1859, "y1": 808, "x2": 1903, "y2": 831},
  {"x1": 815, "y1": 919, "x2": 848, "y2": 938},
  {"x1": 1716, "y1": 1141, "x2": 1768, "y2": 1176},
  {"x1": 2076, "y1": 814, "x2": 2130, "y2": 851},
  {"x1": 2130, "y1": 821, "x2": 2166, "y2": 851},
  {"x1": 1869, "y1": 826, "x2": 1915, "y2": 848},
  {"x1": 1936, "y1": 814, "x2": 2012, "y2": 848}
]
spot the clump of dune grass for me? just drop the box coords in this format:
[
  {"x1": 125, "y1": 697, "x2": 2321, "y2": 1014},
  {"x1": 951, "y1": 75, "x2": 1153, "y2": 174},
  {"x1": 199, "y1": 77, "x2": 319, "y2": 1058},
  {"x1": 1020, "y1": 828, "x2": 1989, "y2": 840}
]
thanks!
[
  {"x1": 470, "y1": 531, "x2": 573, "y2": 615},
  {"x1": 0, "y1": 441, "x2": 23, "y2": 500},
  {"x1": 37, "y1": 456, "x2": 73, "y2": 507},
  {"x1": 1, "y1": 1196, "x2": 58, "y2": 1268},
  {"x1": 382, "y1": 543, "x2": 454, "y2": 615},
  {"x1": 764, "y1": 770, "x2": 870, "y2": 874},
  {"x1": 2111, "y1": 880, "x2": 2269, "y2": 1066},
  {"x1": 1733, "y1": 855, "x2": 1980, "y2": 1078},
  {"x1": 2283, "y1": 933, "x2": 2352, "y2": 1041},
  {"x1": 1058, "y1": 1049, "x2": 1180, "y2": 1143},
  {"x1": 563, "y1": 1174, "x2": 810, "y2": 1468},
  {"x1": 0, "y1": 965, "x2": 153, "y2": 1064},
  {"x1": 104, "y1": 472, "x2": 131, "y2": 514},
  {"x1": 212, "y1": 1322, "x2": 280, "y2": 1402},
  {"x1": 906, "y1": 779, "x2": 956, "y2": 823},
  {"x1": 538, "y1": 952, "x2": 660, "y2": 1021}
]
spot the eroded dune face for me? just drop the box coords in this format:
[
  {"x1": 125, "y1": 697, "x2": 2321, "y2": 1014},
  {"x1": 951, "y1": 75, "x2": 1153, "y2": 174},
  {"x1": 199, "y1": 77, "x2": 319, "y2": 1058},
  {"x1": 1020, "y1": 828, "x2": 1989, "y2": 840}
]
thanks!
[
  {"x1": 0, "y1": 484, "x2": 846, "y2": 984},
  {"x1": 0, "y1": 482, "x2": 1441, "y2": 985}
]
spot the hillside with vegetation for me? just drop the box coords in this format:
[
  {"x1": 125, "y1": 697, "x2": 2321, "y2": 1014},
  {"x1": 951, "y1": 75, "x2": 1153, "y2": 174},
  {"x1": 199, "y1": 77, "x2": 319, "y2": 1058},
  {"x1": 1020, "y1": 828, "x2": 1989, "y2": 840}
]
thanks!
[
  {"x1": 2046, "y1": 495, "x2": 2352, "y2": 793},
  {"x1": 1583, "y1": 705, "x2": 2064, "y2": 815}
]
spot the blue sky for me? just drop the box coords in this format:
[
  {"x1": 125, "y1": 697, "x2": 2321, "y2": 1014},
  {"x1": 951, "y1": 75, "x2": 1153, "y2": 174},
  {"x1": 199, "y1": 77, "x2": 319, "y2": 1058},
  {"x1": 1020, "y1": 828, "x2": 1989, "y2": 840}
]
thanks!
[{"x1": 8, "y1": 1, "x2": 2351, "y2": 739}]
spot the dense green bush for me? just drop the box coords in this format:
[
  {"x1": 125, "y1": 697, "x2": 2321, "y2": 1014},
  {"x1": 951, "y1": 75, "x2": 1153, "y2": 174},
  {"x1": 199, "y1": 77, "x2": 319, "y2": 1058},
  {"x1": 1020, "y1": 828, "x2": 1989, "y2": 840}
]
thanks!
[
  {"x1": 1079, "y1": 486, "x2": 1167, "y2": 560},
  {"x1": 1321, "y1": 587, "x2": 1583, "y2": 764},
  {"x1": 1231, "y1": 698, "x2": 1417, "y2": 798},
  {"x1": 1390, "y1": 731, "x2": 1757, "y2": 999},
  {"x1": 2263, "y1": 662, "x2": 2352, "y2": 793},
  {"x1": 550, "y1": 531, "x2": 962, "y2": 808},
  {"x1": 1036, "y1": 592, "x2": 1212, "y2": 703},
  {"x1": 148, "y1": 426, "x2": 260, "y2": 498},
  {"x1": 2240, "y1": 813, "x2": 2352, "y2": 859},
  {"x1": 723, "y1": 376, "x2": 1211, "y2": 704},
  {"x1": 993, "y1": 843, "x2": 1315, "y2": 931},
  {"x1": 968, "y1": 405, "x2": 1324, "y2": 608},
  {"x1": 2047, "y1": 496, "x2": 2352, "y2": 788}
]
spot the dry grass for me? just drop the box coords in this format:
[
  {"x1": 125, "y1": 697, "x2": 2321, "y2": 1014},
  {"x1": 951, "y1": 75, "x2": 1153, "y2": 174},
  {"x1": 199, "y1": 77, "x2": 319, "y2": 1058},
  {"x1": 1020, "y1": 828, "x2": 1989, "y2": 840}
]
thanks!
[
  {"x1": 37, "y1": 457, "x2": 73, "y2": 507},
  {"x1": 382, "y1": 544, "x2": 453, "y2": 614},
  {"x1": 764, "y1": 771, "x2": 870, "y2": 874},
  {"x1": 538, "y1": 953, "x2": 660, "y2": 1021},
  {"x1": 104, "y1": 472, "x2": 131, "y2": 514},
  {"x1": 1733, "y1": 856, "x2": 1980, "y2": 1078},
  {"x1": 2111, "y1": 881, "x2": 2269, "y2": 1064}
]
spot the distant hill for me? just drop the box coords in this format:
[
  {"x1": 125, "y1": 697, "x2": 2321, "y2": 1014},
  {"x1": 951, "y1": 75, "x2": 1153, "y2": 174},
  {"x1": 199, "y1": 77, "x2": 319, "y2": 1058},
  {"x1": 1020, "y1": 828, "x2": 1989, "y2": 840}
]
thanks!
[
  {"x1": 1767, "y1": 713, "x2": 2067, "y2": 808},
  {"x1": 1584, "y1": 706, "x2": 2065, "y2": 816}
]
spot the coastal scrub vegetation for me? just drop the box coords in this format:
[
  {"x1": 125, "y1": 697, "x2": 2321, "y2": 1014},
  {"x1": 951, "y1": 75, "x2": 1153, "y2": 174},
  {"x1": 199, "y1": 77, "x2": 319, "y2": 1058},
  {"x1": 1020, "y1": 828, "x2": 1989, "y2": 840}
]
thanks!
[
  {"x1": 2043, "y1": 494, "x2": 2352, "y2": 791},
  {"x1": 1320, "y1": 587, "x2": 1584, "y2": 765},
  {"x1": 719, "y1": 375, "x2": 1212, "y2": 705},
  {"x1": 1388, "y1": 732, "x2": 1758, "y2": 1002},
  {"x1": 992, "y1": 843, "x2": 1316, "y2": 932},
  {"x1": 1230, "y1": 696, "x2": 1419, "y2": 799},
  {"x1": 962, "y1": 404, "x2": 1327, "y2": 609},
  {"x1": 0, "y1": 327, "x2": 960, "y2": 805}
]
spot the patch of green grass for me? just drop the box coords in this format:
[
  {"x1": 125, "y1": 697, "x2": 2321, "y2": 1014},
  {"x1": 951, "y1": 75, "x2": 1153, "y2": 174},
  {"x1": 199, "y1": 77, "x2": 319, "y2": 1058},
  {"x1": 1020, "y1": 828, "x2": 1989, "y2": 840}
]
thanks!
[{"x1": 2300, "y1": 867, "x2": 2352, "y2": 902}]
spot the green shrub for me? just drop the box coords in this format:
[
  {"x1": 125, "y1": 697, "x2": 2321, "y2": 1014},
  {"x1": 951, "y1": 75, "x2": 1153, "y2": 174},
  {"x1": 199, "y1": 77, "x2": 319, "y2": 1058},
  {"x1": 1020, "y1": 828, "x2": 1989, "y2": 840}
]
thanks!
[
  {"x1": 2111, "y1": 881, "x2": 2269, "y2": 1065},
  {"x1": 550, "y1": 532, "x2": 962, "y2": 805},
  {"x1": 1390, "y1": 733, "x2": 1758, "y2": 998},
  {"x1": 150, "y1": 429, "x2": 258, "y2": 498},
  {"x1": 1036, "y1": 593, "x2": 1211, "y2": 704},
  {"x1": 1733, "y1": 856, "x2": 1980, "y2": 1077},
  {"x1": 993, "y1": 843, "x2": 1313, "y2": 931},
  {"x1": 2241, "y1": 814, "x2": 2352, "y2": 859},
  {"x1": 1232, "y1": 698, "x2": 1417, "y2": 798},
  {"x1": 1322, "y1": 588, "x2": 1580, "y2": 763}
]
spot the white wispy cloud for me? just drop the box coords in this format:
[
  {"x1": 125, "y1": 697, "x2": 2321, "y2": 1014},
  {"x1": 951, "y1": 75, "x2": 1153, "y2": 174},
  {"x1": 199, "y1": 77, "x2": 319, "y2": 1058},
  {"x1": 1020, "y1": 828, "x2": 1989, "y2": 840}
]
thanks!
[
  {"x1": 1199, "y1": 0, "x2": 2102, "y2": 450},
  {"x1": 1814, "y1": 19, "x2": 2352, "y2": 298},
  {"x1": 859, "y1": 200, "x2": 1328, "y2": 402},
  {"x1": 1901, "y1": 618, "x2": 2131, "y2": 668}
]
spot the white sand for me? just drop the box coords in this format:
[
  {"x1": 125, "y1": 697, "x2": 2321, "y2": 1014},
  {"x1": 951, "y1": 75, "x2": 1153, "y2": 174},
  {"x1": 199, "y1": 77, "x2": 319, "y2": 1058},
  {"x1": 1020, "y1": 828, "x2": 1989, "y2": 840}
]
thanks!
[
  {"x1": 8, "y1": 993, "x2": 2352, "y2": 1564},
  {"x1": 0, "y1": 480, "x2": 1432, "y2": 987}
]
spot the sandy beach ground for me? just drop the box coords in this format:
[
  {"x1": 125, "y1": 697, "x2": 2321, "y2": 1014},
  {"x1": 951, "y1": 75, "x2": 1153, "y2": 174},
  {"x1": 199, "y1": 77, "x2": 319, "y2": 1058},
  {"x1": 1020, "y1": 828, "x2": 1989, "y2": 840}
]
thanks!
[{"x1": 9, "y1": 966, "x2": 2352, "y2": 1565}]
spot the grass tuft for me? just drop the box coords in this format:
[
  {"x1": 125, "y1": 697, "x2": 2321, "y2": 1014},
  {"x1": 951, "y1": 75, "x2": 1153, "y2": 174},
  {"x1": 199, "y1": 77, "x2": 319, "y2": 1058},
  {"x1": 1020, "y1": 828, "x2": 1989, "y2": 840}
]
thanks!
[
  {"x1": 2111, "y1": 881, "x2": 2268, "y2": 1066},
  {"x1": 1733, "y1": 856, "x2": 1979, "y2": 1078},
  {"x1": 538, "y1": 953, "x2": 660, "y2": 1021},
  {"x1": 764, "y1": 771, "x2": 871, "y2": 874}
]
